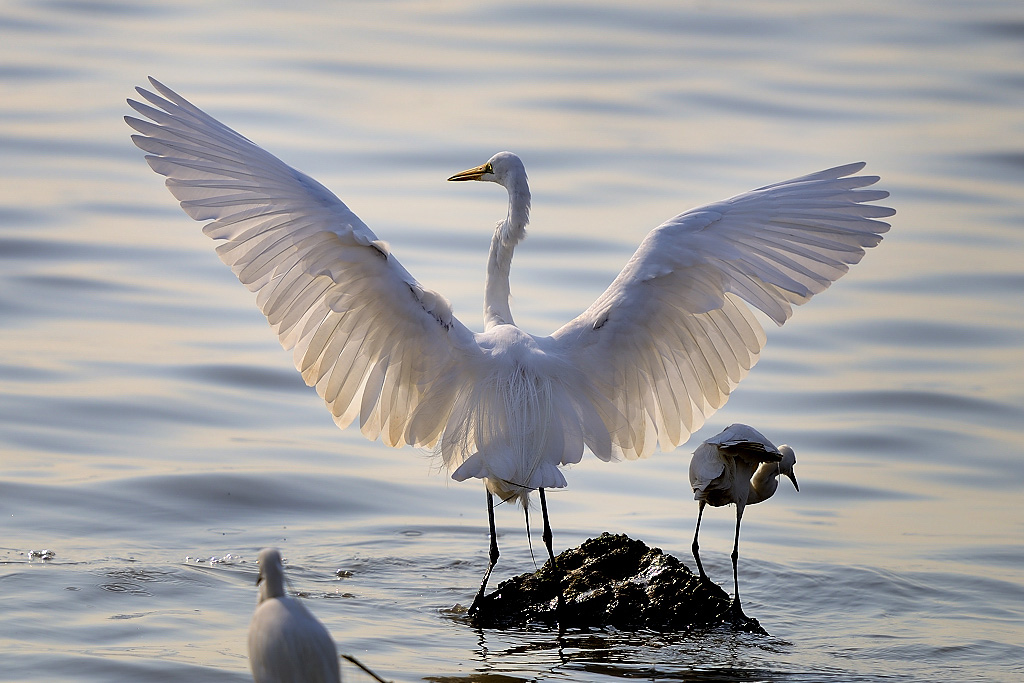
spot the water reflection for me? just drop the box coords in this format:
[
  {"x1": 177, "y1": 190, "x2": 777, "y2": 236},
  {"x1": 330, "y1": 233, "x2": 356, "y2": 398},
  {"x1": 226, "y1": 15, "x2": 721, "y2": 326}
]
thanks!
[{"x1": 427, "y1": 627, "x2": 804, "y2": 683}]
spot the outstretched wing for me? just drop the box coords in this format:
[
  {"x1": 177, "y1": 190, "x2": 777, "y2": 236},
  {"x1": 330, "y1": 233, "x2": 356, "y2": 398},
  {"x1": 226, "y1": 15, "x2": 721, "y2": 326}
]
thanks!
[
  {"x1": 552, "y1": 164, "x2": 894, "y2": 459},
  {"x1": 126, "y1": 78, "x2": 479, "y2": 449}
]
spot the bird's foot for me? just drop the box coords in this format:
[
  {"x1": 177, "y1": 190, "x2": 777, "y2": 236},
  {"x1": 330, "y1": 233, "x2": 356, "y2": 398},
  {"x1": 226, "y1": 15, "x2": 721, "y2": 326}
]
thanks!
[
  {"x1": 468, "y1": 588, "x2": 487, "y2": 617},
  {"x1": 722, "y1": 598, "x2": 767, "y2": 634},
  {"x1": 539, "y1": 558, "x2": 566, "y2": 624},
  {"x1": 694, "y1": 570, "x2": 724, "y2": 593}
]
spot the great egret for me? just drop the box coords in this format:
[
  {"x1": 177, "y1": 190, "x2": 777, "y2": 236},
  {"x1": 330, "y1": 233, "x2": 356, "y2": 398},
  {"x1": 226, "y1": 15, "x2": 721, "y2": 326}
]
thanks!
[
  {"x1": 248, "y1": 548, "x2": 340, "y2": 683},
  {"x1": 125, "y1": 78, "x2": 892, "y2": 612},
  {"x1": 689, "y1": 423, "x2": 799, "y2": 617}
]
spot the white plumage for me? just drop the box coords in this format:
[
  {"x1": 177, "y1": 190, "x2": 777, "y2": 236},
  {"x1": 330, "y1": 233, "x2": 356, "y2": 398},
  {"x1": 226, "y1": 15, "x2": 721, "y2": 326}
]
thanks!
[
  {"x1": 125, "y1": 78, "x2": 892, "y2": 609},
  {"x1": 248, "y1": 548, "x2": 340, "y2": 683},
  {"x1": 689, "y1": 423, "x2": 799, "y2": 617}
]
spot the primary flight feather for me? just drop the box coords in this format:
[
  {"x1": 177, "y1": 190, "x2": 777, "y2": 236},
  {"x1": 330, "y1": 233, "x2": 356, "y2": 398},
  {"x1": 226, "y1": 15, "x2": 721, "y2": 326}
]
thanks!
[{"x1": 125, "y1": 78, "x2": 893, "y2": 609}]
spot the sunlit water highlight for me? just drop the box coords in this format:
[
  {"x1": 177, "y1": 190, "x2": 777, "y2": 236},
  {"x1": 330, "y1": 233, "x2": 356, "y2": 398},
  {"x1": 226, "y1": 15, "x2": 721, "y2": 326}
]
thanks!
[{"x1": 1, "y1": 1, "x2": 1022, "y2": 681}]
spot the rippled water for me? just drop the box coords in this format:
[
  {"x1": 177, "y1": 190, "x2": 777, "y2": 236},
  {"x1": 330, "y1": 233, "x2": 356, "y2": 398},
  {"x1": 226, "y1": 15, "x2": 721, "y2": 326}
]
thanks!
[{"x1": 2, "y1": 1, "x2": 1023, "y2": 681}]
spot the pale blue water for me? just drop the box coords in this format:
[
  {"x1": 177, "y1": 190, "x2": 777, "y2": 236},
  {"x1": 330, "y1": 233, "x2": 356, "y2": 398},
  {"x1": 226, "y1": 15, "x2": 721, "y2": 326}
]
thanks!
[{"x1": 2, "y1": 1, "x2": 1023, "y2": 681}]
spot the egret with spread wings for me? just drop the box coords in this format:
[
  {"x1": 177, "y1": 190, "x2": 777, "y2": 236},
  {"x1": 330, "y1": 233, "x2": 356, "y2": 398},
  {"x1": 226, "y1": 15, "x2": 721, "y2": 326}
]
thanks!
[{"x1": 125, "y1": 78, "x2": 893, "y2": 612}]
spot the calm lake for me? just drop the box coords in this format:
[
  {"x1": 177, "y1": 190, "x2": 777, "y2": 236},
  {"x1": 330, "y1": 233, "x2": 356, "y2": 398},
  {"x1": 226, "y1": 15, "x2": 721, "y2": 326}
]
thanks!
[{"x1": 1, "y1": 1, "x2": 1022, "y2": 681}]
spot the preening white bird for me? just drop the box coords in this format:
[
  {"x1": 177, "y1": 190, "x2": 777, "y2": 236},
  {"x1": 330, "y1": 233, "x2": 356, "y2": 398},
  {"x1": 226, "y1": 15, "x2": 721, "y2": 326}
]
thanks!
[
  {"x1": 125, "y1": 78, "x2": 892, "y2": 612},
  {"x1": 248, "y1": 548, "x2": 340, "y2": 683},
  {"x1": 689, "y1": 423, "x2": 799, "y2": 618}
]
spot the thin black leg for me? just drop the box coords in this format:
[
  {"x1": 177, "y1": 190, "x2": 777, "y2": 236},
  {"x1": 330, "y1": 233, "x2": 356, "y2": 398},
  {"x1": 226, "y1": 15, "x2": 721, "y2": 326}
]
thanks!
[
  {"x1": 730, "y1": 503, "x2": 745, "y2": 617},
  {"x1": 538, "y1": 487, "x2": 556, "y2": 566},
  {"x1": 538, "y1": 487, "x2": 565, "y2": 625},
  {"x1": 469, "y1": 488, "x2": 499, "y2": 615},
  {"x1": 692, "y1": 500, "x2": 708, "y2": 580}
]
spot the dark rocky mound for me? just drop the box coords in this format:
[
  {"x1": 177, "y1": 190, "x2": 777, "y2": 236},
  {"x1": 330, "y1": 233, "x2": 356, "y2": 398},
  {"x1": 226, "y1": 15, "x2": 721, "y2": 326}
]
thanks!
[{"x1": 471, "y1": 533, "x2": 766, "y2": 634}]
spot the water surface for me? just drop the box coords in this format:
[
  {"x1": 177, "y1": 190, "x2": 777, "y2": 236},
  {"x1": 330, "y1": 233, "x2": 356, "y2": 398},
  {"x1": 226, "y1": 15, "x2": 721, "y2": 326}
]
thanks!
[{"x1": 1, "y1": 1, "x2": 1022, "y2": 681}]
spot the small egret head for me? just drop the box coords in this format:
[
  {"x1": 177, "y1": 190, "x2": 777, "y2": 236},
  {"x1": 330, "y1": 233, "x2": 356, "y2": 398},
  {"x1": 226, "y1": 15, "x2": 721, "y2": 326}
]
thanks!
[
  {"x1": 255, "y1": 548, "x2": 286, "y2": 602},
  {"x1": 448, "y1": 151, "x2": 527, "y2": 190},
  {"x1": 778, "y1": 445, "x2": 799, "y2": 492}
]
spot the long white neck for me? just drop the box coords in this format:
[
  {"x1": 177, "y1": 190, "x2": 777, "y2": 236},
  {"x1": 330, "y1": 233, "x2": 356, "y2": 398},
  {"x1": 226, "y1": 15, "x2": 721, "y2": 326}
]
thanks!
[
  {"x1": 746, "y1": 462, "x2": 780, "y2": 505},
  {"x1": 257, "y1": 563, "x2": 285, "y2": 602},
  {"x1": 483, "y1": 182, "x2": 530, "y2": 330}
]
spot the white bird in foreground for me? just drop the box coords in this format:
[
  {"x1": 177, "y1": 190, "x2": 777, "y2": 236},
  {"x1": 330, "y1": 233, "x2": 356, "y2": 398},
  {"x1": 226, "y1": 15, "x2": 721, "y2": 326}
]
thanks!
[
  {"x1": 125, "y1": 78, "x2": 892, "y2": 612},
  {"x1": 689, "y1": 423, "x2": 799, "y2": 617},
  {"x1": 248, "y1": 548, "x2": 340, "y2": 683}
]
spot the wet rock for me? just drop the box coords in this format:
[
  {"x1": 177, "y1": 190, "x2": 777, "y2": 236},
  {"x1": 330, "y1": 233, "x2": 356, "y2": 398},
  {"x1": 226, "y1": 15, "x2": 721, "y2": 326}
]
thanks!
[{"x1": 471, "y1": 533, "x2": 766, "y2": 634}]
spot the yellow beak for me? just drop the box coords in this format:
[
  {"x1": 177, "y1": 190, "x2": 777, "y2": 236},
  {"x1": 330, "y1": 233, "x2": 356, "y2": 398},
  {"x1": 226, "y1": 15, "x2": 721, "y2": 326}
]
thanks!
[{"x1": 447, "y1": 163, "x2": 490, "y2": 182}]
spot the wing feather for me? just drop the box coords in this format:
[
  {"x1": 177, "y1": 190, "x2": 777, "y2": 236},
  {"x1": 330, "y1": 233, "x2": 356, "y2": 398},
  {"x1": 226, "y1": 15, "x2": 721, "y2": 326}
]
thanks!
[
  {"x1": 128, "y1": 79, "x2": 893, "y2": 483},
  {"x1": 127, "y1": 78, "x2": 480, "y2": 450},
  {"x1": 689, "y1": 441, "x2": 726, "y2": 492},
  {"x1": 553, "y1": 164, "x2": 893, "y2": 458}
]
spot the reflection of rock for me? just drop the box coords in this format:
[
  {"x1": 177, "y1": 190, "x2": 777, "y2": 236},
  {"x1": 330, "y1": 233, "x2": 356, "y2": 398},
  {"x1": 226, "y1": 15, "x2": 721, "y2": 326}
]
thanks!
[{"x1": 471, "y1": 533, "x2": 766, "y2": 634}]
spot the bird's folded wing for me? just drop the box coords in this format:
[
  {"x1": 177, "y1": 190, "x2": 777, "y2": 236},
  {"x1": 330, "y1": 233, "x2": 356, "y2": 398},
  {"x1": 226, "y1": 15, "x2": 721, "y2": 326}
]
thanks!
[
  {"x1": 551, "y1": 164, "x2": 894, "y2": 459},
  {"x1": 126, "y1": 78, "x2": 479, "y2": 449},
  {"x1": 702, "y1": 422, "x2": 782, "y2": 461},
  {"x1": 721, "y1": 441, "x2": 783, "y2": 463},
  {"x1": 688, "y1": 442, "x2": 726, "y2": 491}
]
